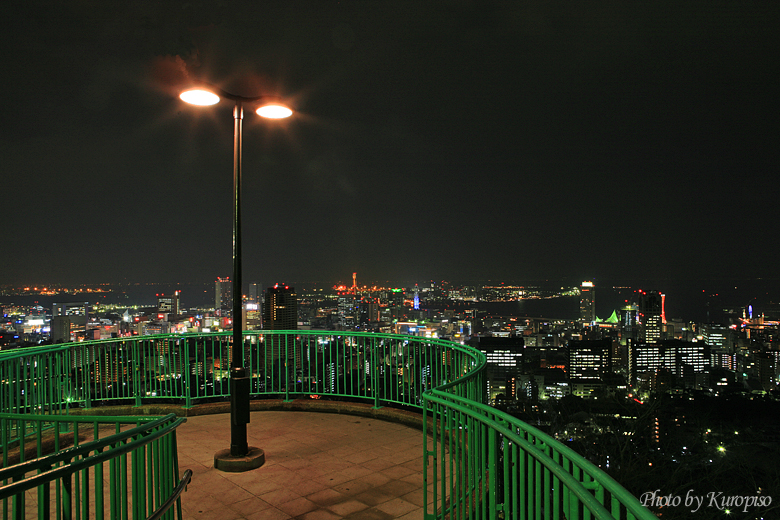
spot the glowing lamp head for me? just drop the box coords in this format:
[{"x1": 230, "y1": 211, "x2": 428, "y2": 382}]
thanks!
[
  {"x1": 256, "y1": 103, "x2": 292, "y2": 119},
  {"x1": 180, "y1": 89, "x2": 220, "y2": 106}
]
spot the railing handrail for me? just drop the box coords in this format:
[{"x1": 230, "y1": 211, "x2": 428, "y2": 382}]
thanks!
[
  {"x1": 0, "y1": 413, "x2": 161, "y2": 424},
  {"x1": 146, "y1": 469, "x2": 192, "y2": 520},
  {"x1": 0, "y1": 414, "x2": 186, "y2": 500}
]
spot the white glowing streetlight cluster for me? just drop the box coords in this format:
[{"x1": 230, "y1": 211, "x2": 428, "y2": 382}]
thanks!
[
  {"x1": 179, "y1": 88, "x2": 293, "y2": 119},
  {"x1": 179, "y1": 89, "x2": 220, "y2": 106}
]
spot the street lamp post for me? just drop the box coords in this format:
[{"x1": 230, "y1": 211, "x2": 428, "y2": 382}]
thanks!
[{"x1": 180, "y1": 84, "x2": 292, "y2": 471}]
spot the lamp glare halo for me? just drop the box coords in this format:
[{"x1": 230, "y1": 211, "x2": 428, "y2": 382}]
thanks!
[
  {"x1": 257, "y1": 104, "x2": 293, "y2": 119},
  {"x1": 180, "y1": 89, "x2": 220, "y2": 106}
]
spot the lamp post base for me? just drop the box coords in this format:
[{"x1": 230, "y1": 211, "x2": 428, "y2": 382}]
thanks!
[{"x1": 214, "y1": 447, "x2": 265, "y2": 473}]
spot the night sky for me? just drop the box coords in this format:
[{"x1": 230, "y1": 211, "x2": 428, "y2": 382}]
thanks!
[{"x1": 3, "y1": 1, "x2": 778, "y2": 288}]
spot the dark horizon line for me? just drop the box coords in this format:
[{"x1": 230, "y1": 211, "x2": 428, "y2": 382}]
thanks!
[{"x1": 3, "y1": 276, "x2": 780, "y2": 288}]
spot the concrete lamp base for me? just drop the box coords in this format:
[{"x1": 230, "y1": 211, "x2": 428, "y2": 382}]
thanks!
[{"x1": 213, "y1": 447, "x2": 265, "y2": 473}]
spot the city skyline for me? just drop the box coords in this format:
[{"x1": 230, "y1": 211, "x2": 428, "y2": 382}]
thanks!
[
  {"x1": 4, "y1": 275, "x2": 780, "y2": 327},
  {"x1": 2, "y1": 2, "x2": 778, "y2": 287}
]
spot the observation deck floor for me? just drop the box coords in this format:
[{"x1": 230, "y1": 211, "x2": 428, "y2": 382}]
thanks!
[{"x1": 177, "y1": 411, "x2": 431, "y2": 520}]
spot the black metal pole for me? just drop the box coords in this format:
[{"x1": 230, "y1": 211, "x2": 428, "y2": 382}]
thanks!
[{"x1": 230, "y1": 100, "x2": 250, "y2": 457}]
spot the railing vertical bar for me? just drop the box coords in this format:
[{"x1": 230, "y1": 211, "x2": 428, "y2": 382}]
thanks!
[
  {"x1": 530, "y1": 439, "x2": 537, "y2": 520},
  {"x1": 342, "y1": 336, "x2": 347, "y2": 399},
  {"x1": 511, "y1": 442, "x2": 519, "y2": 520},
  {"x1": 488, "y1": 422, "x2": 497, "y2": 516},
  {"x1": 611, "y1": 495, "x2": 621, "y2": 518},
  {"x1": 121, "y1": 449, "x2": 128, "y2": 520},
  {"x1": 172, "y1": 430, "x2": 184, "y2": 520},
  {"x1": 109, "y1": 451, "x2": 118, "y2": 520},
  {"x1": 75, "y1": 422, "x2": 82, "y2": 520},
  {"x1": 40, "y1": 467, "x2": 51, "y2": 520},
  {"x1": 570, "y1": 462, "x2": 580, "y2": 520},
  {"x1": 468, "y1": 413, "x2": 476, "y2": 520},
  {"x1": 2, "y1": 416, "x2": 7, "y2": 520},
  {"x1": 62, "y1": 471, "x2": 72, "y2": 520},
  {"x1": 372, "y1": 338, "x2": 380, "y2": 408},
  {"x1": 595, "y1": 480, "x2": 604, "y2": 520},
  {"x1": 423, "y1": 397, "x2": 430, "y2": 519},
  {"x1": 480, "y1": 420, "x2": 488, "y2": 520},
  {"x1": 146, "y1": 436, "x2": 154, "y2": 518},
  {"x1": 314, "y1": 336, "x2": 320, "y2": 399},
  {"x1": 54, "y1": 420, "x2": 62, "y2": 520},
  {"x1": 433, "y1": 400, "x2": 440, "y2": 519},
  {"x1": 439, "y1": 403, "x2": 446, "y2": 520},
  {"x1": 543, "y1": 454, "x2": 550, "y2": 520},
  {"x1": 457, "y1": 409, "x2": 463, "y2": 520},
  {"x1": 95, "y1": 454, "x2": 104, "y2": 520},
  {"x1": 552, "y1": 452, "x2": 560, "y2": 520},
  {"x1": 131, "y1": 440, "x2": 140, "y2": 520},
  {"x1": 12, "y1": 475, "x2": 23, "y2": 520}
]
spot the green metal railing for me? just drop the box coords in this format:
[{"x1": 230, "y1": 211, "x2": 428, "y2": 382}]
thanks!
[
  {"x1": 0, "y1": 330, "x2": 656, "y2": 519},
  {"x1": 0, "y1": 332, "x2": 478, "y2": 412},
  {"x1": 423, "y1": 391, "x2": 657, "y2": 520},
  {"x1": 0, "y1": 413, "x2": 187, "y2": 520}
]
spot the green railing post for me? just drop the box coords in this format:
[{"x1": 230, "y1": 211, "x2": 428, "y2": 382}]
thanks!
[
  {"x1": 134, "y1": 340, "x2": 143, "y2": 408},
  {"x1": 422, "y1": 397, "x2": 430, "y2": 519},
  {"x1": 184, "y1": 352, "x2": 192, "y2": 409},
  {"x1": 372, "y1": 339, "x2": 381, "y2": 409},
  {"x1": 284, "y1": 334, "x2": 292, "y2": 402}
]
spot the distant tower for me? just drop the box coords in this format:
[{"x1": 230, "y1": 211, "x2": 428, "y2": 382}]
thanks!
[
  {"x1": 414, "y1": 284, "x2": 420, "y2": 310},
  {"x1": 352, "y1": 272, "x2": 357, "y2": 293},
  {"x1": 215, "y1": 277, "x2": 232, "y2": 316},
  {"x1": 580, "y1": 281, "x2": 596, "y2": 325}
]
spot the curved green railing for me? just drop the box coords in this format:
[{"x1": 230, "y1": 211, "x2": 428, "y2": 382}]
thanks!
[
  {"x1": 0, "y1": 412, "x2": 187, "y2": 519},
  {"x1": 0, "y1": 331, "x2": 656, "y2": 519}
]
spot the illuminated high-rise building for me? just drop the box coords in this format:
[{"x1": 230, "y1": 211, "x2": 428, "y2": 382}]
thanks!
[
  {"x1": 215, "y1": 277, "x2": 232, "y2": 316},
  {"x1": 50, "y1": 316, "x2": 72, "y2": 343},
  {"x1": 263, "y1": 284, "x2": 297, "y2": 330},
  {"x1": 568, "y1": 339, "x2": 611, "y2": 379},
  {"x1": 358, "y1": 297, "x2": 379, "y2": 327},
  {"x1": 248, "y1": 282, "x2": 260, "y2": 304},
  {"x1": 630, "y1": 340, "x2": 708, "y2": 389},
  {"x1": 338, "y1": 294, "x2": 357, "y2": 330},
  {"x1": 53, "y1": 302, "x2": 90, "y2": 339},
  {"x1": 263, "y1": 284, "x2": 298, "y2": 363},
  {"x1": 243, "y1": 302, "x2": 261, "y2": 331},
  {"x1": 701, "y1": 323, "x2": 729, "y2": 350},
  {"x1": 639, "y1": 291, "x2": 664, "y2": 343},
  {"x1": 579, "y1": 281, "x2": 595, "y2": 325},
  {"x1": 703, "y1": 322, "x2": 730, "y2": 370},
  {"x1": 157, "y1": 291, "x2": 180, "y2": 315}
]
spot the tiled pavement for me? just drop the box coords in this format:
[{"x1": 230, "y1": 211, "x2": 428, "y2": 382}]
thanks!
[{"x1": 176, "y1": 411, "x2": 434, "y2": 519}]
